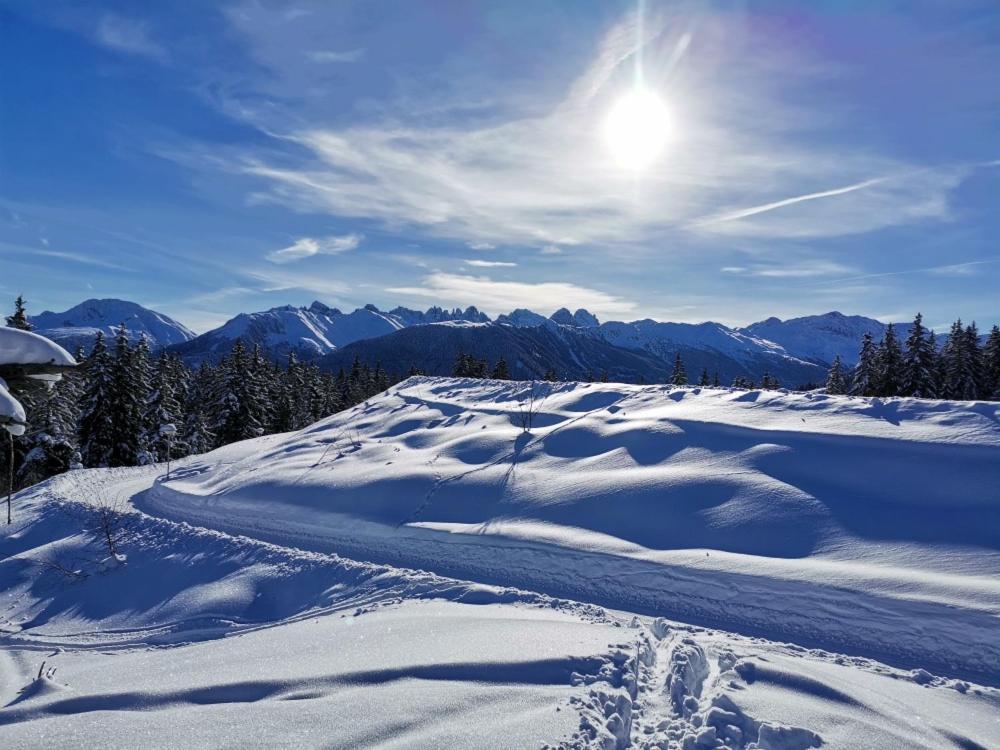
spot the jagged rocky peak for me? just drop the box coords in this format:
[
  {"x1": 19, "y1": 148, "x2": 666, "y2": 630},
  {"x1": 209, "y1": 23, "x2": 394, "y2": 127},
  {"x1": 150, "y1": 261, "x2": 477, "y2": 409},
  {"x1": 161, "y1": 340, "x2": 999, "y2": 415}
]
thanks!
[
  {"x1": 308, "y1": 300, "x2": 341, "y2": 315},
  {"x1": 549, "y1": 308, "x2": 600, "y2": 328},
  {"x1": 549, "y1": 308, "x2": 576, "y2": 326},
  {"x1": 496, "y1": 309, "x2": 550, "y2": 328}
]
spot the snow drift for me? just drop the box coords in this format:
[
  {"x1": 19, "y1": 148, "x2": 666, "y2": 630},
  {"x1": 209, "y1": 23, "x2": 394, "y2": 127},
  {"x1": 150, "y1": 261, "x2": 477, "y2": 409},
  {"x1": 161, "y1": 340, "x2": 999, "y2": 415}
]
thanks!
[{"x1": 143, "y1": 377, "x2": 1000, "y2": 684}]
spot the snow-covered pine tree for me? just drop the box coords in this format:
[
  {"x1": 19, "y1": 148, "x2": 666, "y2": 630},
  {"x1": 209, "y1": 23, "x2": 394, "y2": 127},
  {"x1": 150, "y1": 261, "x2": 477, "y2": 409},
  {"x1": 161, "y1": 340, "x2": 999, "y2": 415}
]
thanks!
[
  {"x1": 670, "y1": 354, "x2": 688, "y2": 385},
  {"x1": 698, "y1": 368, "x2": 710, "y2": 386},
  {"x1": 825, "y1": 355, "x2": 848, "y2": 395},
  {"x1": 78, "y1": 332, "x2": 116, "y2": 467},
  {"x1": 712, "y1": 372, "x2": 720, "y2": 387},
  {"x1": 249, "y1": 344, "x2": 277, "y2": 431},
  {"x1": 210, "y1": 339, "x2": 268, "y2": 445},
  {"x1": 17, "y1": 345, "x2": 84, "y2": 485},
  {"x1": 874, "y1": 323, "x2": 902, "y2": 397},
  {"x1": 145, "y1": 351, "x2": 188, "y2": 461},
  {"x1": 984, "y1": 325, "x2": 1000, "y2": 400},
  {"x1": 275, "y1": 352, "x2": 302, "y2": 432},
  {"x1": 760, "y1": 372, "x2": 779, "y2": 389},
  {"x1": 183, "y1": 363, "x2": 215, "y2": 455},
  {"x1": 108, "y1": 326, "x2": 152, "y2": 467},
  {"x1": 850, "y1": 332, "x2": 877, "y2": 396},
  {"x1": 900, "y1": 313, "x2": 937, "y2": 398},
  {"x1": 5, "y1": 295, "x2": 33, "y2": 330}
]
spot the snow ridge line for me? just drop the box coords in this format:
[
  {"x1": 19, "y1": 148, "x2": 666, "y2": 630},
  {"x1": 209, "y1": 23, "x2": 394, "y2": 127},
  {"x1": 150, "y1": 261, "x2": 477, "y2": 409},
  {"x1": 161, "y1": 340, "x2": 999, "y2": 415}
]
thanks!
[
  {"x1": 6, "y1": 468, "x2": 609, "y2": 647},
  {"x1": 397, "y1": 383, "x2": 638, "y2": 527}
]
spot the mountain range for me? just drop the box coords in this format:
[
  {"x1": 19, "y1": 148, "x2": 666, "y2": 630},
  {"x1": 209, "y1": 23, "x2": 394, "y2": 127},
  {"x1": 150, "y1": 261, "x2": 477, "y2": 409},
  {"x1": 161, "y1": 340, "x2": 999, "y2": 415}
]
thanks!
[
  {"x1": 28, "y1": 298, "x2": 903, "y2": 387},
  {"x1": 29, "y1": 299, "x2": 196, "y2": 352}
]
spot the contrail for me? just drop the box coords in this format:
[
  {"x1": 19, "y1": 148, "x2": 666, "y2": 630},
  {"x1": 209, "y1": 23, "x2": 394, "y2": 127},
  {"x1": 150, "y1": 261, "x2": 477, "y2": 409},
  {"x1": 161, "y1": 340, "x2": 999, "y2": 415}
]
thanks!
[{"x1": 702, "y1": 177, "x2": 888, "y2": 225}]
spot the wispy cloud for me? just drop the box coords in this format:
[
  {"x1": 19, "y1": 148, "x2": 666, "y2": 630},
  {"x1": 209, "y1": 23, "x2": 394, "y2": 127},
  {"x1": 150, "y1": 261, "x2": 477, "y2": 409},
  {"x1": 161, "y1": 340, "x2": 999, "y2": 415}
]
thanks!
[
  {"x1": 1, "y1": 244, "x2": 130, "y2": 271},
  {"x1": 814, "y1": 258, "x2": 1000, "y2": 285},
  {"x1": 464, "y1": 259, "x2": 516, "y2": 268},
  {"x1": 305, "y1": 49, "x2": 365, "y2": 64},
  {"x1": 724, "y1": 259, "x2": 855, "y2": 278},
  {"x1": 212, "y1": 10, "x2": 974, "y2": 251},
  {"x1": 386, "y1": 273, "x2": 634, "y2": 317},
  {"x1": 94, "y1": 14, "x2": 166, "y2": 62},
  {"x1": 467, "y1": 241, "x2": 496, "y2": 251},
  {"x1": 266, "y1": 233, "x2": 362, "y2": 263}
]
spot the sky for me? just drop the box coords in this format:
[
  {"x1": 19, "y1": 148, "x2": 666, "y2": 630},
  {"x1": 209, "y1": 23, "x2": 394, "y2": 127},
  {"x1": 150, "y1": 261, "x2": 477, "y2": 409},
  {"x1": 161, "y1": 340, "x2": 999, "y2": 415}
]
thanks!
[{"x1": 1, "y1": 0, "x2": 998, "y2": 334}]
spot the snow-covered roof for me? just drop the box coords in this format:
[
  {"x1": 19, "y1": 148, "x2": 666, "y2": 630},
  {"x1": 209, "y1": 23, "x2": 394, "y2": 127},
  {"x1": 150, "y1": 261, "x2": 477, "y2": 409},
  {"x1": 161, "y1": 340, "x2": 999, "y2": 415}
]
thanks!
[
  {"x1": 0, "y1": 375, "x2": 26, "y2": 436},
  {"x1": 0, "y1": 327, "x2": 77, "y2": 367}
]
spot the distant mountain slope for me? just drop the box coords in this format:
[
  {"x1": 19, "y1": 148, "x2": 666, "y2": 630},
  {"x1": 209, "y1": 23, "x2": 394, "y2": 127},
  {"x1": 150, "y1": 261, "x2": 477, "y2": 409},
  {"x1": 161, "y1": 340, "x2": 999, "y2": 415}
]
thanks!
[
  {"x1": 169, "y1": 302, "x2": 489, "y2": 365},
  {"x1": 30, "y1": 298, "x2": 195, "y2": 351},
  {"x1": 498, "y1": 308, "x2": 826, "y2": 385},
  {"x1": 317, "y1": 321, "x2": 826, "y2": 385},
  {"x1": 741, "y1": 312, "x2": 895, "y2": 366}
]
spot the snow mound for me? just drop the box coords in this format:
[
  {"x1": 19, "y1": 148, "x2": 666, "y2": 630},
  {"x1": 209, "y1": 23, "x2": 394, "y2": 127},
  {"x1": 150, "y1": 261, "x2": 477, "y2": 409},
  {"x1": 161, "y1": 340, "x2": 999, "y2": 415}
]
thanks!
[
  {"x1": 0, "y1": 375, "x2": 27, "y2": 435},
  {"x1": 0, "y1": 328, "x2": 76, "y2": 367},
  {"x1": 144, "y1": 377, "x2": 1000, "y2": 684}
]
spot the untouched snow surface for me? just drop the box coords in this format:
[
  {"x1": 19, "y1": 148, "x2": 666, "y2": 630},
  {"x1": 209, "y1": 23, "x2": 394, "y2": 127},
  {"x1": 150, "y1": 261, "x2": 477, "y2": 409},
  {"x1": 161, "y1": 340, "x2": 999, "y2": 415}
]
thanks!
[
  {"x1": 2, "y1": 377, "x2": 999, "y2": 748},
  {"x1": 0, "y1": 328, "x2": 76, "y2": 368}
]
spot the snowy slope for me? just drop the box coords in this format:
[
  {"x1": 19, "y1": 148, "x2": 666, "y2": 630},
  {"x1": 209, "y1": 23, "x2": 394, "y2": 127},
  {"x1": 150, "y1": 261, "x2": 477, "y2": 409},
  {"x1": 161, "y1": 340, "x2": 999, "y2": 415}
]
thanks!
[
  {"x1": 2, "y1": 381, "x2": 999, "y2": 748},
  {"x1": 30, "y1": 298, "x2": 195, "y2": 351},
  {"x1": 141, "y1": 378, "x2": 1000, "y2": 683},
  {"x1": 741, "y1": 311, "x2": 896, "y2": 366}
]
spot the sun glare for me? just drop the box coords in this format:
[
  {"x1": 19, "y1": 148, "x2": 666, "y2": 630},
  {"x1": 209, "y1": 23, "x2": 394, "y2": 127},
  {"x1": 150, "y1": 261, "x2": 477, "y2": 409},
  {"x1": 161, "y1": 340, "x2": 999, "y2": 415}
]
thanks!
[{"x1": 603, "y1": 88, "x2": 672, "y2": 170}]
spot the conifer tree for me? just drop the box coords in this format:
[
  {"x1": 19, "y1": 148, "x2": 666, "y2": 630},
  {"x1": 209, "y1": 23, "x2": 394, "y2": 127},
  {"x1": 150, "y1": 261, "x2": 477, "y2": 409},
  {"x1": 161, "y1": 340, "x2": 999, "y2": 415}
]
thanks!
[
  {"x1": 543, "y1": 367, "x2": 557, "y2": 382},
  {"x1": 850, "y1": 332, "x2": 877, "y2": 396},
  {"x1": 712, "y1": 372, "x2": 720, "y2": 387},
  {"x1": 964, "y1": 323, "x2": 985, "y2": 399},
  {"x1": 670, "y1": 354, "x2": 687, "y2": 385},
  {"x1": 5, "y1": 295, "x2": 33, "y2": 330},
  {"x1": 211, "y1": 340, "x2": 268, "y2": 445},
  {"x1": 983, "y1": 325, "x2": 1000, "y2": 400},
  {"x1": 105, "y1": 326, "x2": 151, "y2": 467},
  {"x1": 901, "y1": 313, "x2": 937, "y2": 398},
  {"x1": 491, "y1": 357, "x2": 511, "y2": 380},
  {"x1": 825, "y1": 355, "x2": 847, "y2": 395},
  {"x1": 184, "y1": 363, "x2": 215, "y2": 454},
  {"x1": 79, "y1": 332, "x2": 116, "y2": 467},
  {"x1": 942, "y1": 320, "x2": 977, "y2": 400},
  {"x1": 873, "y1": 323, "x2": 902, "y2": 397},
  {"x1": 146, "y1": 351, "x2": 188, "y2": 461},
  {"x1": 698, "y1": 368, "x2": 710, "y2": 386}
]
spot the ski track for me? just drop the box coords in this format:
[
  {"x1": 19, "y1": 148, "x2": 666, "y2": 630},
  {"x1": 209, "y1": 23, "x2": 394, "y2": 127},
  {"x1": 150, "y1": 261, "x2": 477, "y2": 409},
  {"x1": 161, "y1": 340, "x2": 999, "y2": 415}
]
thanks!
[
  {"x1": 5, "y1": 464, "x2": 1000, "y2": 749},
  {"x1": 5, "y1": 376, "x2": 1000, "y2": 748}
]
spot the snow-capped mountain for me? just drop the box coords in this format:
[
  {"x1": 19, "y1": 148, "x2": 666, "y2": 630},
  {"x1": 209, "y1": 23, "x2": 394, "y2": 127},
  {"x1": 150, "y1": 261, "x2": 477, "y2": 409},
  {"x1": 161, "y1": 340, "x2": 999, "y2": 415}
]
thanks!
[
  {"x1": 496, "y1": 307, "x2": 825, "y2": 384},
  {"x1": 387, "y1": 305, "x2": 489, "y2": 327},
  {"x1": 741, "y1": 312, "x2": 895, "y2": 366},
  {"x1": 169, "y1": 302, "x2": 490, "y2": 364},
  {"x1": 30, "y1": 298, "x2": 195, "y2": 352}
]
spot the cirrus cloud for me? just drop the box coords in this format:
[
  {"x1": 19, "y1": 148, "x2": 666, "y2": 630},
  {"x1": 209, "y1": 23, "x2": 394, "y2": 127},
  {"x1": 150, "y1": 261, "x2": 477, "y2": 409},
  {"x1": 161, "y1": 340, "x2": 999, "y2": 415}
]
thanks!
[
  {"x1": 386, "y1": 273, "x2": 634, "y2": 317},
  {"x1": 266, "y1": 233, "x2": 362, "y2": 263}
]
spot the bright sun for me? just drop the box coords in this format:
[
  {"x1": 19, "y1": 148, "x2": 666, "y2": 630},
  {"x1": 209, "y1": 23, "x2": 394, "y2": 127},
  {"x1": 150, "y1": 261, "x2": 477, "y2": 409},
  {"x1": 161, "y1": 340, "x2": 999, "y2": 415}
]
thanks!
[{"x1": 603, "y1": 88, "x2": 672, "y2": 170}]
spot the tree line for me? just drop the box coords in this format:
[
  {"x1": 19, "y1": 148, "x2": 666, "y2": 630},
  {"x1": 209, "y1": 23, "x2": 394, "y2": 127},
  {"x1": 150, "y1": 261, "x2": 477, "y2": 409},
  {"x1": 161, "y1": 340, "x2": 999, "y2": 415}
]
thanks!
[
  {"x1": 2, "y1": 299, "x2": 401, "y2": 491},
  {"x1": 825, "y1": 313, "x2": 1000, "y2": 400}
]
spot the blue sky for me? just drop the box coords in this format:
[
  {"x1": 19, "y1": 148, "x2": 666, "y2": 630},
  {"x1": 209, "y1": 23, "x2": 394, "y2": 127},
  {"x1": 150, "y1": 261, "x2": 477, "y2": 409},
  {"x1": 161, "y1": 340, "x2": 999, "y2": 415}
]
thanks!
[{"x1": 1, "y1": 0, "x2": 998, "y2": 333}]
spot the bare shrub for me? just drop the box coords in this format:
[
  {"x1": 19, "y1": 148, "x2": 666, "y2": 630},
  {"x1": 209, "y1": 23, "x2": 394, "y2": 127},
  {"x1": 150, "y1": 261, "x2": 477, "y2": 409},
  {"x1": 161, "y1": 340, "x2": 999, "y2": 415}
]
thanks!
[{"x1": 515, "y1": 380, "x2": 546, "y2": 434}]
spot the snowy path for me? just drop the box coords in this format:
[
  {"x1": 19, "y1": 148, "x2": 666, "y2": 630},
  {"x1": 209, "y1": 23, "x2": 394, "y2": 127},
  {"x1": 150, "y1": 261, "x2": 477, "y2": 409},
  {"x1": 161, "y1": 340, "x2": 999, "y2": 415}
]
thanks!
[
  {"x1": 136, "y1": 477, "x2": 1000, "y2": 687},
  {"x1": 4, "y1": 379, "x2": 1000, "y2": 748}
]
